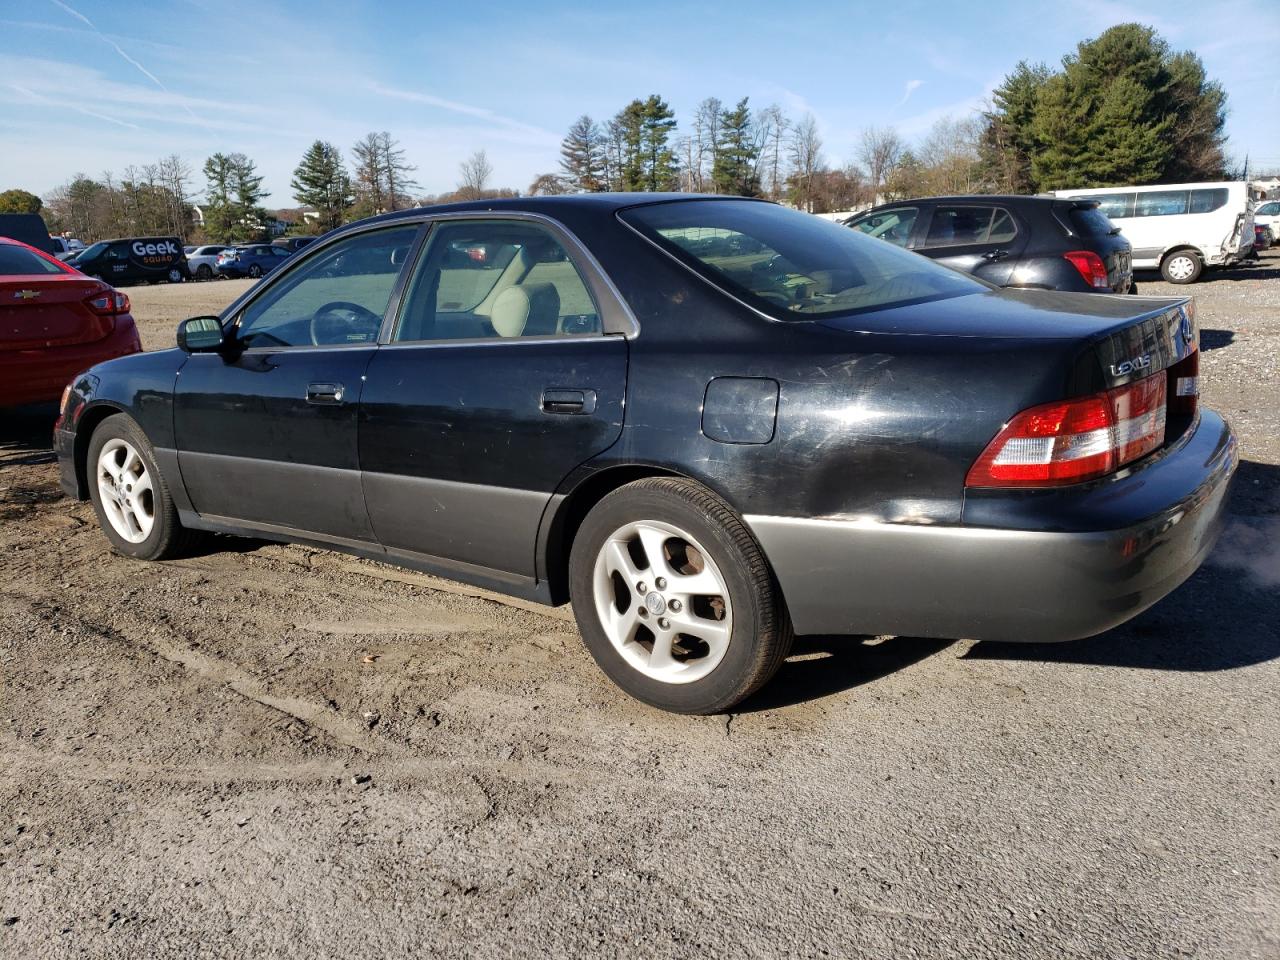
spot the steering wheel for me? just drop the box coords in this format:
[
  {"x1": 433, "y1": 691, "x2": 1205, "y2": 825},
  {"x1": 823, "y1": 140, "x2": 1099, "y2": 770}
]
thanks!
[{"x1": 309, "y1": 301, "x2": 382, "y2": 346}]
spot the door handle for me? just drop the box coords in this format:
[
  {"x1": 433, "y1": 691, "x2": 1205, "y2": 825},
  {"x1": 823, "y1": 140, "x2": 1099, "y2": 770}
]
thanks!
[
  {"x1": 306, "y1": 382, "x2": 345, "y2": 405},
  {"x1": 981, "y1": 249, "x2": 1009, "y2": 262},
  {"x1": 542, "y1": 388, "x2": 596, "y2": 415}
]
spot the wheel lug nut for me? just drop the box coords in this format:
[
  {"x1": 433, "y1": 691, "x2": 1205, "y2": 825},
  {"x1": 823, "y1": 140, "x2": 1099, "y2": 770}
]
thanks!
[
  {"x1": 636, "y1": 582, "x2": 646, "y2": 594},
  {"x1": 655, "y1": 577, "x2": 667, "y2": 590},
  {"x1": 637, "y1": 607, "x2": 648, "y2": 618},
  {"x1": 669, "y1": 599, "x2": 682, "y2": 612},
  {"x1": 658, "y1": 617, "x2": 670, "y2": 630}
]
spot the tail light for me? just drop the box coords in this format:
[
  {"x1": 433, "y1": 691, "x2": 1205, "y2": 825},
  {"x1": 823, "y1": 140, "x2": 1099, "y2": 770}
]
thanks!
[
  {"x1": 1167, "y1": 349, "x2": 1199, "y2": 416},
  {"x1": 1063, "y1": 250, "x2": 1109, "y2": 289},
  {"x1": 85, "y1": 290, "x2": 130, "y2": 316},
  {"x1": 966, "y1": 374, "x2": 1167, "y2": 487}
]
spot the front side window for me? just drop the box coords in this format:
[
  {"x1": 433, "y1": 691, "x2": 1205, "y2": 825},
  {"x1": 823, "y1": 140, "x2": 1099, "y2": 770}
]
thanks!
[
  {"x1": 235, "y1": 226, "x2": 419, "y2": 348},
  {"x1": 393, "y1": 220, "x2": 601, "y2": 342},
  {"x1": 848, "y1": 207, "x2": 918, "y2": 247},
  {"x1": 623, "y1": 200, "x2": 983, "y2": 320},
  {"x1": 1134, "y1": 191, "x2": 1189, "y2": 217}
]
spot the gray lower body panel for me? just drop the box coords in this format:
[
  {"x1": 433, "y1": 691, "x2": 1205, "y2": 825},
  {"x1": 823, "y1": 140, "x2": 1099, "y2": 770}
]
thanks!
[{"x1": 748, "y1": 426, "x2": 1237, "y2": 643}]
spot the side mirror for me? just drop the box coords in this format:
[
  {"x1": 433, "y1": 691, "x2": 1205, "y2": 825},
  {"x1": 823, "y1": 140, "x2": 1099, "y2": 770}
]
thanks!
[{"x1": 177, "y1": 316, "x2": 225, "y2": 352}]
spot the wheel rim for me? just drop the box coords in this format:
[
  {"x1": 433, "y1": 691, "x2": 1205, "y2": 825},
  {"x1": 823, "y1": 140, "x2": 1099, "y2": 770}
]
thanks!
[
  {"x1": 591, "y1": 520, "x2": 732, "y2": 684},
  {"x1": 1167, "y1": 255, "x2": 1195, "y2": 280},
  {"x1": 250, "y1": 265, "x2": 261, "y2": 278},
  {"x1": 96, "y1": 439, "x2": 155, "y2": 543},
  {"x1": 169, "y1": 268, "x2": 181, "y2": 282}
]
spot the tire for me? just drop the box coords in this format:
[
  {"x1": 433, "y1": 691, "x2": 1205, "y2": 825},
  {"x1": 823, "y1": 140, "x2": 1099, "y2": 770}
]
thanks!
[
  {"x1": 167, "y1": 267, "x2": 184, "y2": 283},
  {"x1": 1160, "y1": 249, "x2": 1202, "y2": 284},
  {"x1": 569, "y1": 478, "x2": 792, "y2": 714},
  {"x1": 86, "y1": 414, "x2": 198, "y2": 561},
  {"x1": 196, "y1": 264, "x2": 213, "y2": 281},
  {"x1": 248, "y1": 264, "x2": 263, "y2": 279}
]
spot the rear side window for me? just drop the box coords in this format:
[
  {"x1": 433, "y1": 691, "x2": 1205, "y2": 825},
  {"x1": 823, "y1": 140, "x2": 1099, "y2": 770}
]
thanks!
[
  {"x1": 923, "y1": 206, "x2": 1016, "y2": 247},
  {"x1": 621, "y1": 199, "x2": 984, "y2": 321},
  {"x1": 0, "y1": 244, "x2": 64, "y2": 276},
  {"x1": 1134, "y1": 191, "x2": 1189, "y2": 217},
  {"x1": 1189, "y1": 188, "x2": 1229, "y2": 213},
  {"x1": 1067, "y1": 205, "x2": 1118, "y2": 238}
]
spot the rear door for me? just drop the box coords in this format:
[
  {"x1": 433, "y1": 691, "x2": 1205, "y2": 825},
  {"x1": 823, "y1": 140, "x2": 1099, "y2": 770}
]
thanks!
[
  {"x1": 915, "y1": 203, "x2": 1025, "y2": 285},
  {"x1": 358, "y1": 215, "x2": 629, "y2": 586}
]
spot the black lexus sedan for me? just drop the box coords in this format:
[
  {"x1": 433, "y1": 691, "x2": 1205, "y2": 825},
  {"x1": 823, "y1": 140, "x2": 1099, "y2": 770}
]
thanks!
[
  {"x1": 847, "y1": 195, "x2": 1134, "y2": 294},
  {"x1": 53, "y1": 195, "x2": 1236, "y2": 714}
]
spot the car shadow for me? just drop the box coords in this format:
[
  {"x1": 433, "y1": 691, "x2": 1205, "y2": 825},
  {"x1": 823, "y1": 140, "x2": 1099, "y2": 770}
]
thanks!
[
  {"x1": 735, "y1": 635, "x2": 954, "y2": 713},
  {"x1": 1199, "y1": 328, "x2": 1234, "y2": 350},
  {"x1": 0, "y1": 404, "x2": 58, "y2": 469}
]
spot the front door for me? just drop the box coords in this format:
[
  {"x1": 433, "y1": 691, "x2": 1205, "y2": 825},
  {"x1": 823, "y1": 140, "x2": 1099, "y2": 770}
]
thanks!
[
  {"x1": 358, "y1": 217, "x2": 628, "y2": 587},
  {"x1": 173, "y1": 224, "x2": 422, "y2": 543}
]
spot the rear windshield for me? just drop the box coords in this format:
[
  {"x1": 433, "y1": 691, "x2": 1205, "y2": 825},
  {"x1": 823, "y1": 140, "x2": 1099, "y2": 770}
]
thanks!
[
  {"x1": 620, "y1": 199, "x2": 984, "y2": 320},
  {"x1": 1067, "y1": 205, "x2": 1118, "y2": 238},
  {"x1": 0, "y1": 244, "x2": 64, "y2": 276}
]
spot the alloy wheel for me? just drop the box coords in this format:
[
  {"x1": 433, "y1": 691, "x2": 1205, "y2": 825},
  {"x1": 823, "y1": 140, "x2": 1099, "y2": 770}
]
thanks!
[
  {"x1": 591, "y1": 519, "x2": 732, "y2": 684},
  {"x1": 96, "y1": 439, "x2": 155, "y2": 543}
]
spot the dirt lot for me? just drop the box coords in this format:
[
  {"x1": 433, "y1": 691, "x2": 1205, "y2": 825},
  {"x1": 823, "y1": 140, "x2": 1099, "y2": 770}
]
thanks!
[{"x1": 3, "y1": 258, "x2": 1278, "y2": 959}]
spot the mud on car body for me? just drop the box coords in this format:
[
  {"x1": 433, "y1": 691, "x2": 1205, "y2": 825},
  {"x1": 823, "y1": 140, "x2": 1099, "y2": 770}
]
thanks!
[{"x1": 54, "y1": 195, "x2": 1237, "y2": 713}]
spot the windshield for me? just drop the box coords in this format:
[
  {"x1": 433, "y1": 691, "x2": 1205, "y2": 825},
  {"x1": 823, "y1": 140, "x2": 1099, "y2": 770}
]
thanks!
[
  {"x1": 79, "y1": 241, "x2": 109, "y2": 260},
  {"x1": 620, "y1": 199, "x2": 983, "y2": 320}
]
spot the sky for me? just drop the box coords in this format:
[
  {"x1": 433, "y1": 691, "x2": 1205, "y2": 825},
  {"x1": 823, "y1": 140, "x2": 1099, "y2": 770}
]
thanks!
[{"x1": 1, "y1": 0, "x2": 1277, "y2": 206}]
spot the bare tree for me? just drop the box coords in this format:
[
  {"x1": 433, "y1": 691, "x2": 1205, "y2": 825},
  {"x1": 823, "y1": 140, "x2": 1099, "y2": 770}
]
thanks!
[
  {"x1": 754, "y1": 104, "x2": 790, "y2": 201},
  {"x1": 457, "y1": 149, "x2": 493, "y2": 200},
  {"x1": 377, "y1": 132, "x2": 418, "y2": 211},
  {"x1": 917, "y1": 117, "x2": 985, "y2": 195},
  {"x1": 787, "y1": 113, "x2": 824, "y2": 212},
  {"x1": 857, "y1": 126, "x2": 904, "y2": 203},
  {"x1": 351, "y1": 133, "x2": 386, "y2": 217},
  {"x1": 528, "y1": 172, "x2": 570, "y2": 195}
]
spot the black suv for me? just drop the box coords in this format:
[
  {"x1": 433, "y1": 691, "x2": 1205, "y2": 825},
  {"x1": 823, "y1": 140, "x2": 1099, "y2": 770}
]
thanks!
[{"x1": 847, "y1": 195, "x2": 1134, "y2": 294}]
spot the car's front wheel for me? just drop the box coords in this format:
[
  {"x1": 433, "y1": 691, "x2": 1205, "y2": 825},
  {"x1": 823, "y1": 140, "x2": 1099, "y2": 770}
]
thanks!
[
  {"x1": 87, "y1": 415, "x2": 197, "y2": 561},
  {"x1": 569, "y1": 478, "x2": 792, "y2": 714},
  {"x1": 196, "y1": 264, "x2": 213, "y2": 281},
  {"x1": 248, "y1": 264, "x2": 263, "y2": 279}
]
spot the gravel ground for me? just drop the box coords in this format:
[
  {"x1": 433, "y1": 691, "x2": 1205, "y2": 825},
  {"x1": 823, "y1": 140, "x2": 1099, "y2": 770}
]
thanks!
[{"x1": 2, "y1": 256, "x2": 1277, "y2": 959}]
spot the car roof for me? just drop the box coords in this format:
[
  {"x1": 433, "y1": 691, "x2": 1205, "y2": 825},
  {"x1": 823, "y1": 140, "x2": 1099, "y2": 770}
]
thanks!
[{"x1": 362, "y1": 192, "x2": 764, "y2": 227}]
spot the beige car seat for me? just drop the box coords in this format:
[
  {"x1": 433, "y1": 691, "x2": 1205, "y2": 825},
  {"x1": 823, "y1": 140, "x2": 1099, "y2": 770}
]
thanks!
[{"x1": 490, "y1": 282, "x2": 561, "y2": 337}]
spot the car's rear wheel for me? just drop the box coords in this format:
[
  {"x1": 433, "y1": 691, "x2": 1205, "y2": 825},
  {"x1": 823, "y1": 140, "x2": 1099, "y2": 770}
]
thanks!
[
  {"x1": 248, "y1": 264, "x2": 263, "y2": 279},
  {"x1": 87, "y1": 415, "x2": 198, "y2": 561},
  {"x1": 1161, "y1": 249, "x2": 1202, "y2": 284},
  {"x1": 196, "y1": 264, "x2": 213, "y2": 281},
  {"x1": 167, "y1": 267, "x2": 184, "y2": 283},
  {"x1": 569, "y1": 478, "x2": 792, "y2": 714}
]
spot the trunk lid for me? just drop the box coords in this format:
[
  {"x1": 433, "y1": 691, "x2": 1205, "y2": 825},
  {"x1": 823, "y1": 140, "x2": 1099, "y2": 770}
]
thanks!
[{"x1": 0, "y1": 275, "x2": 116, "y2": 350}]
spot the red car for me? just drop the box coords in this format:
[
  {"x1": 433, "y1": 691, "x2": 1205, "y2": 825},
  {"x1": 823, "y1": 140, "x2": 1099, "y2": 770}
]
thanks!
[{"x1": 0, "y1": 237, "x2": 141, "y2": 408}]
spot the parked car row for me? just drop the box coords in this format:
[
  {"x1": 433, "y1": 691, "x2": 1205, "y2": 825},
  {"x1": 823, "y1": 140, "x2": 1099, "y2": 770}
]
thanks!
[{"x1": 848, "y1": 180, "x2": 1257, "y2": 287}]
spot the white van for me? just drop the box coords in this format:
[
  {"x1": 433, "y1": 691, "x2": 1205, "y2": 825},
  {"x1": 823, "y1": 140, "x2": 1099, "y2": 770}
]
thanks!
[{"x1": 1053, "y1": 181, "x2": 1253, "y2": 284}]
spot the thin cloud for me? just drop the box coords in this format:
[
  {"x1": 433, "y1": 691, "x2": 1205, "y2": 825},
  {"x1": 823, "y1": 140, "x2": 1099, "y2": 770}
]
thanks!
[
  {"x1": 368, "y1": 82, "x2": 560, "y2": 145},
  {"x1": 46, "y1": 0, "x2": 198, "y2": 121},
  {"x1": 9, "y1": 82, "x2": 139, "y2": 130},
  {"x1": 893, "y1": 79, "x2": 925, "y2": 110}
]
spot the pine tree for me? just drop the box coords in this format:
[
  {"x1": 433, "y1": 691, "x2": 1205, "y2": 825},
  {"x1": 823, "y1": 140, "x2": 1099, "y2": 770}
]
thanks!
[
  {"x1": 711, "y1": 98, "x2": 760, "y2": 197},
  {"x1": 291, "y1": 140, "x2": 353, "y2": 232},
  {"x1": 560, "y1": 115, "x2": 605, "y2": 191},
  {"x1": 639, "y1": 95, "x2": 679, "y2": 191},
  {"x1": 201, "y1": 152, "x2": 236, "y2": 243},
  {"x1": 228, "y1": 153, "x2": 268, "y2": 241}
]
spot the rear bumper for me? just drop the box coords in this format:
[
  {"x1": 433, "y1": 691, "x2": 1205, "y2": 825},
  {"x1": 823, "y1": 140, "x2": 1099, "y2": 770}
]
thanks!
[
  {"x1": 748, "y1": 410, "x2": 1238, "y2": 642},
  {"x1": 0, "y1": 321, "x2": 141, "y2": 407}
]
